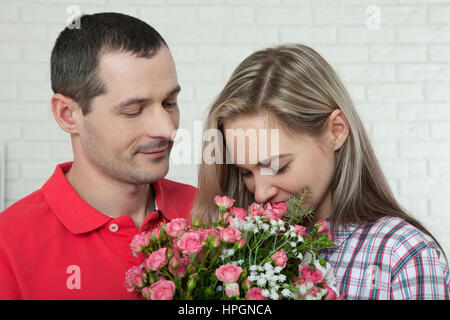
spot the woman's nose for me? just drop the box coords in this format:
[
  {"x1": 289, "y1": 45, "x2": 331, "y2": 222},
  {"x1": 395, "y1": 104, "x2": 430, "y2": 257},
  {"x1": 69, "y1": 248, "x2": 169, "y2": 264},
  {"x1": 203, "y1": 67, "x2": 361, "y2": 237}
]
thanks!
[{"x1": 253, "y1": 182, "x2": 278, "y2": 204}]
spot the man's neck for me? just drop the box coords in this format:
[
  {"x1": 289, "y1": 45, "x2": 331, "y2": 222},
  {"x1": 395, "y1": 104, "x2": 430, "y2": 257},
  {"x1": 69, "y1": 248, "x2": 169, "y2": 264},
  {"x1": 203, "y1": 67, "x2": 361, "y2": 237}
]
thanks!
[{"x1": 65, "y1": 160, "x2": 155, "y2": 229}]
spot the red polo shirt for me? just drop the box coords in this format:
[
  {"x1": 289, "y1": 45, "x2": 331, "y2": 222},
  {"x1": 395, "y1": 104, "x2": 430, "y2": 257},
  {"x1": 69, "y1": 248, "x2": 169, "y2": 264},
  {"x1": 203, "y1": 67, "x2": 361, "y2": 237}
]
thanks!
[{"x1": 0, "y1": 162, "x2": 197, "y2": 300}]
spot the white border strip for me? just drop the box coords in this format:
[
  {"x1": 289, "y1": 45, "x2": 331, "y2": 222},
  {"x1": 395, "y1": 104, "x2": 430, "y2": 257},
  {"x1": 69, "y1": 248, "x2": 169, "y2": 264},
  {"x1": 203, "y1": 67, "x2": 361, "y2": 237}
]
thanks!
[{"x1": 0, "y1": 142, "x2": 4, "y2": 212}]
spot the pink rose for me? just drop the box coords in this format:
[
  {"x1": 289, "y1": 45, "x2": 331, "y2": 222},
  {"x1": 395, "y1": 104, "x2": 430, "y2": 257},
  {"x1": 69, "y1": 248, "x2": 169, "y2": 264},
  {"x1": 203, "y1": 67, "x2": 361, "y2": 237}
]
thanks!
[
  {"x1": 130, "y1": 232, "x2": 151, "y2": 257},
  {"x1": 294, "y1": 225, "x2": 306, "y2": 237},
  {"x1": 215, "y1": 264, "x2": 243, "y2": 283},
  {"x1": 271, "y1": 202, "x2": 288, "y2": 215},
  {"x1": 224, "y1": 282, "x2": 240, "y2": 298},
  {"x1": 323, "y1": 284, "x2": 338, "y2": 300},
  {"x1": 144, "y1": 247, "x2": 167, "y2": 271},
  {"x1": 169, "y1": 256, "x2": 188, "y2": 277},
  {"x1": 326, "y1": 229, "x2": 333, "y2": 241},
  {"x1": 165, "y1": 218, "x2": 187, "y2": 237},
  {"x1": 271, "y1": 249, "x2": 287, "y2": 269},
  {"x1": 176, "y1": 231, "x2": 205, "y2": 255},
  {"x1": 246, "y1": 287, "x2": 268, "y2": 300},
  {"x1": 124, "y1": 265, "x2": 146, "y2": 292},
  {"x1": 264, "y1": 202, "x2": 287, "y2": 220},
  {"x1": 148, "y1": 279, "x2": 175, "y2": 300},
  {"x1": 316, "y1": 220, "x2": 328, "y2": 233},
  {"x1": 217, "y1": 225, "x2": 242, "y2": 243},
  {"x1": 299, "y1": 265, "x2": 323, "y2": 284},
  {"x1": 229, "y1": 207, "x2": 248, "y2": 220},
  {"x1": 248, "y1": 203, "x2": 264, "y2": 216},
  {"x1": 214, "y1": 195, "x2": 235, "y2": 210},
  {"x1": 197, "y1": 228, "x2": 218, "y2": 242}
]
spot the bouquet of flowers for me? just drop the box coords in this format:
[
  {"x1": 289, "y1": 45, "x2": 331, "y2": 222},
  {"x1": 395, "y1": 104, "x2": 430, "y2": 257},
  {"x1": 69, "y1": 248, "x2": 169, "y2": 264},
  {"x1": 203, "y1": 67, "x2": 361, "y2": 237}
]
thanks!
[{"x1": 124, "y1": 187, "x2": 342, "y2": 300}]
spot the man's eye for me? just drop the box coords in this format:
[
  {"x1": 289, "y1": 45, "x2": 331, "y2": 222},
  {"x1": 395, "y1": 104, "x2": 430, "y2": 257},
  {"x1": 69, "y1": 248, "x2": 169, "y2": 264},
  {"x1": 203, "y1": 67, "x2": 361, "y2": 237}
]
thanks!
[
  {"x1": 164, "y1": 102, "x2": 178, "y2": 109},
  {"x1": 123, "y1": 110, "x2": 142, "y2": 117},
  {"x1": 240, "y1": 171, "x2": 252, "y2": 177}
]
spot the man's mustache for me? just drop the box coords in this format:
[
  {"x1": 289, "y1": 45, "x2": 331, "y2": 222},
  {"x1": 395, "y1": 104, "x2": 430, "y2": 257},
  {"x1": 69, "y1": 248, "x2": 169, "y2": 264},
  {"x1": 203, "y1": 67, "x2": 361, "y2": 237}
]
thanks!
[{"x1": 135, "y1": 139, "x2": 172, "y2": 154}]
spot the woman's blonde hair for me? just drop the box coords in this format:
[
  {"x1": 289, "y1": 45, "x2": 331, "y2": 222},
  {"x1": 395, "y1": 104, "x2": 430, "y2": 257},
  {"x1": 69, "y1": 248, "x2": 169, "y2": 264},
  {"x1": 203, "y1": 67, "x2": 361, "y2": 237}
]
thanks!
[{"x1": 190, "y1": 44, "x2": 443, "y2": 252}]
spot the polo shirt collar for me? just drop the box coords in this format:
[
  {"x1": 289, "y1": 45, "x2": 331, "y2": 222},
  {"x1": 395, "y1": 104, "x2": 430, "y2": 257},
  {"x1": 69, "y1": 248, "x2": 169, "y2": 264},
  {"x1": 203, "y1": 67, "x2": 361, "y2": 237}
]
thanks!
[{"x1": 41, "y1": 162, "x2": 168, "y2": 235}]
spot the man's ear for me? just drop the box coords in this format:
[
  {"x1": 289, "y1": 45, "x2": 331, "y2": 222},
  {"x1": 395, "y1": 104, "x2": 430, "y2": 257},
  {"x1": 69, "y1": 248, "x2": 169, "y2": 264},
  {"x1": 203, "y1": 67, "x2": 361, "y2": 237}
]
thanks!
[
  {"x1": 327, "y1": 109, "x2": 349, "y2": 152},
  {"x1": 51, "y1": 93, "x2": 82, "y2": 135}
]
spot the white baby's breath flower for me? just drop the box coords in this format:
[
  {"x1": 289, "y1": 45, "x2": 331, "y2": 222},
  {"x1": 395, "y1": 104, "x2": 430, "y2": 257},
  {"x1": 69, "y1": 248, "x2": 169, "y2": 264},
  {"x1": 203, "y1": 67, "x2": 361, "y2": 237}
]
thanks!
[
  {"x1": 248, "y1": 274, "x2": 256, "y2": 282},
  {"x1": 257, "y1": 277, "x2": 267, "y2": 287},
  {"x1": 297, "y1": 252, "x2": 303, "y2": 260},
  {"x1": 261, "y1": 289, "x2": 270, "y2": 298},
  {"x1": 297, "y1": 235, "x2": 304, "y2": 243},
  {"x1": 274, "y1": 266, "x2": 282, "y2": 273},
  {"x1": 216, "y1": 285, "x2": 223, "y2": 291},
  {"x1": 290, "y1": 241, "x2": 297, "y2": 247},
  {"x1": 270, "y1": 290, "x2": 279, "y2": 300},
  {"x1": 278, "y1": 274, "x2": 286, "y2": 282},
  {"x1": 281, "y1": 289, "x2": 292, "y2": 298},
  {"x1": 249, "y1": 265, "x2": 258, "y2": 272}
]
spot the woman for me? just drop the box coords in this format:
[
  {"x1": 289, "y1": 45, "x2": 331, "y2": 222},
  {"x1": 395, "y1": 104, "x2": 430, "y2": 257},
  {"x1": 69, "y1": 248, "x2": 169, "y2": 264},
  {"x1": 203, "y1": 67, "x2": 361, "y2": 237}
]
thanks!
[{"x1": 191, "y1": 44, "x2": 450, "y2": 299}]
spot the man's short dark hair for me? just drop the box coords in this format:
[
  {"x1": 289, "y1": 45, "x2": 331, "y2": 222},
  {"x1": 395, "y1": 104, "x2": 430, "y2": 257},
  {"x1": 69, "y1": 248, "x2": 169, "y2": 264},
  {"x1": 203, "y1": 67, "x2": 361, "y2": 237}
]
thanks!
[{"x1": 51, "y1": 12, "x2": 167, "y2": 116}]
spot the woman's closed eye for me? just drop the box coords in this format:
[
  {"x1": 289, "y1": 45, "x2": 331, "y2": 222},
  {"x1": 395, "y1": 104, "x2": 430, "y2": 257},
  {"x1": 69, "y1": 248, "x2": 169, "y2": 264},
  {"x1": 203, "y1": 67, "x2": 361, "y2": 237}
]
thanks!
[{"x1": 239, "y1": 164, "x2": 290, "y2": 177}]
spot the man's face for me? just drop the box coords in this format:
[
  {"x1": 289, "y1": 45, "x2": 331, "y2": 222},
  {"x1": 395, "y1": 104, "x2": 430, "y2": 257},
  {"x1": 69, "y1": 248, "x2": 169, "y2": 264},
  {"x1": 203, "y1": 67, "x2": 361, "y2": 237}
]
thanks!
[{"x1": 76, "y1": 46, "x2": 180, "y2": 184}]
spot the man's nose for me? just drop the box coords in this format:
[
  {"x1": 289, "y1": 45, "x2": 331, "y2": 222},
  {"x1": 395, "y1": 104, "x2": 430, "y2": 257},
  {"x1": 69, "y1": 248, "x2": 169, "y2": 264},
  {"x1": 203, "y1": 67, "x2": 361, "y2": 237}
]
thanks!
[
  {"x1": 145, "y1": 104, "x2": 177, "y2": 141},
  {"x1": 253, "y1": 179, "x2": 278, "y2": 204}
]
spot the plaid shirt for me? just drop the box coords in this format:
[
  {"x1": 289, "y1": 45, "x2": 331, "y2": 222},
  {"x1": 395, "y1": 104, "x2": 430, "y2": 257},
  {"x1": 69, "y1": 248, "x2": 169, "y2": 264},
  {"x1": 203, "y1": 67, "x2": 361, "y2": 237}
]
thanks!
[{"x1": 320, "y1": 216, "x2": 450, "y2": 300}]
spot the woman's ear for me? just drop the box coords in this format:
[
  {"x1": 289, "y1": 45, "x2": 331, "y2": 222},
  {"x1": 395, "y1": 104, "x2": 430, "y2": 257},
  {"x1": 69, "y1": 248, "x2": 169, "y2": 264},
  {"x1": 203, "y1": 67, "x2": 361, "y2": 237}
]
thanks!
[
  {"x1": 327, "y1": 109, "x2": 349, "y2": 151},
  {"x1": 51, "y1": 93, "x2": 82, "y2": 135}
]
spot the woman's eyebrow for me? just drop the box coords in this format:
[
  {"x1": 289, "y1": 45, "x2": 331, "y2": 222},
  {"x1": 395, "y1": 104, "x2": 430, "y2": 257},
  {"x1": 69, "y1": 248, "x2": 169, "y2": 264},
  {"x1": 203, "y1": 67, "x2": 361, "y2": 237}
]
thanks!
[{"x1": 257, "y1": 153, "x2": 294, "y2": 166}]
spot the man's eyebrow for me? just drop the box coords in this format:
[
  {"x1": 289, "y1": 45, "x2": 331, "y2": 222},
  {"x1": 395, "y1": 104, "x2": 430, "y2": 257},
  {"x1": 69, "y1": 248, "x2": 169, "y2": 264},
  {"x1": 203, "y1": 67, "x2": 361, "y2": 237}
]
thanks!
[
  {"x1": 256, "y1": 153, "x2": 294, "y2": 166},
  {"x1": 112, "y1": 85, "x2": 181, "y2": 110}
]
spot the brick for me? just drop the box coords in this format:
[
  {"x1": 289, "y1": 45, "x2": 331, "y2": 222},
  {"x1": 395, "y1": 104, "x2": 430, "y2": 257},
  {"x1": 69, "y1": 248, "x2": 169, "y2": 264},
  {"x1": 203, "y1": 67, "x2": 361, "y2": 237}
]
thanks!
[
  {"x1": 425, "y1": 84, "x2": 450, "y2": 101},
  {"x1": 198, "y1": 7, "x2": 254, "y2": 24},
  {"x1": 224, "y1": 26, "x2": 279, "y2": 44},
  {"x1": 367, "y1": 84, "x2": 423, "y2": 102},
  {"x1": 357, "y1": 102, "x2": 396, "y2": 121},
  {"x1": 0, "y1": 24, "x2": 47, "y2": 42},
  {"x1": 382, "y1": 6, "x2": 426, "y2": 25},
  {"x1": 314, "y1": 45, "x2": 369, "y2": 63},
  {"x1": 430, "y1": 45, "x2": 450, "y2": 62},
  {"x1": 5, "y1": 162, "x2": 19, "y2": 181},
  {"x1": 312, "y1": 6, "x2": 366, "y2": 25},
  {"x1": 429, "y1": 5, "x2": 450, "y2": 23},
  {"x1": 20, "y1": 5, "x2": 68, "y2": 23},
  {"x1": 373, "y1": 123, "x2": 429, "y2": 140},
  {"x1": 169, "y1": 45, "x2": 197, "y2": 63},
  {"x1": 140, "y1": 7, "x2": 196, "y2": 24},
  {"x1": 0, "y1": 63, "x2": 49, "y2": 82},
  {"x1": 158, "y1": 25, "x2": 223, "y2": 44},
  {"x1": 339, "y1": 26, "x2": 395, "y2": 44},
  {"x1": 398, "y1": 26, "x2": 450, "y2": 43},
  {"x1": 256, "y1": 7, "x2": 311, "y2": 25},
  {"x1": 18, "y1": 83, "x2": 53, "y2": 102},
  {"x1": 400, "y1": 142, "x2": 450, "y2": 159},
  {"x1": 371, "y1": 45, "x2": 427, "y2": 62},
  {"x1": 339, "y1": 64, "x2": 396, "y2": 82},
  {"x1": 20, "y1": 161, "x2": 59, "y2": 179},
  {"x1": 0, "y1": 44, "x2": 20, "y2": 61},
  {"x1": 400, "y1": 178, "x2": 450, "y2": 197},
  {"x1": 197, "y1": 45, "x2": 254, "y2": 63},
  {"x1": 22, "y1": 122, "x2": 68, "y2": 141},
  {"x1": 0, "y1": 83, "x2": 17, "y2": 100},
  {"x1": 430, "y1": 161, "x2": 450, "y2": 178},
  {"x1": 397, "y1": 103, "x2": 450, "y2": 121},
  {"x1": 6, "y1": 141, "x2": 51, "y2": 160},
  {"x1": 0, "y1": 5, "x2": 19, "y2": 22},
  {"x1": 372, "y1": 141, "x2": 397, "y2": 159},
  {"x1": 50, "y1": 142, "x2": 73, "y2": 161},
  {"x1": 380, "y1": 160, "x2": 428, "y2": 179},
  {"x1": 431, "y1": 122, "x2": 450, "y2": 140},
  {"x1": 398, "y1": 64, "x2": 450, "y2": 82},
  {"x1": 0, "y1": 122, "x2": 21, "y2": 140},
  {"x1": 281, "y1": 26, "x2": 337, "y2": 43},
  {"x1": 5, "y1": 179, "x2": 44, "y2": 200},
  {"x1": 177, "y1": 64, "x2": 223, "y2": 83}
]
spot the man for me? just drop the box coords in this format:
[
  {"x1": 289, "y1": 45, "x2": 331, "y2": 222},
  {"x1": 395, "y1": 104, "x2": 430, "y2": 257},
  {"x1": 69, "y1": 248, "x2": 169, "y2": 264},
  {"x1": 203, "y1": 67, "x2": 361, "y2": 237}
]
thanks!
[{"x1": 0, "y1": 13, "x2": 196, "y2": 299}]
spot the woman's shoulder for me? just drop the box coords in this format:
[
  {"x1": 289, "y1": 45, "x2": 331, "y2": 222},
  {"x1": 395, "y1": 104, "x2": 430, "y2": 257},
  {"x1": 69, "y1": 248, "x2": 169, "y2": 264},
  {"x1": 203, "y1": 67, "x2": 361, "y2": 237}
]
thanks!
[{"x1": 365, "y1": 216, "x2": 445, "y2": 262}]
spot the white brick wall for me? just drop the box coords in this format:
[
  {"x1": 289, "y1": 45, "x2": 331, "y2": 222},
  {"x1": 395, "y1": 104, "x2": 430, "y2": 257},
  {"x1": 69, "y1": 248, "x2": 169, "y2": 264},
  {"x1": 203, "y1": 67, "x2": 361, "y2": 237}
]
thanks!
[{"x1": 1, "y1": 0, "x2": 450, "y2": 256}]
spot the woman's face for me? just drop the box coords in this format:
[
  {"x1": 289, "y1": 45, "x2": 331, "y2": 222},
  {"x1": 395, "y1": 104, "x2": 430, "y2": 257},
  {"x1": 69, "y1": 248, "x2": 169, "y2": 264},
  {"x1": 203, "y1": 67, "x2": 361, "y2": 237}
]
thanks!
[{"x1": 223, "y1": 111, "x2": 348, "y2": 221}]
